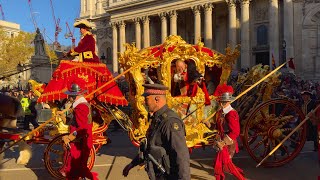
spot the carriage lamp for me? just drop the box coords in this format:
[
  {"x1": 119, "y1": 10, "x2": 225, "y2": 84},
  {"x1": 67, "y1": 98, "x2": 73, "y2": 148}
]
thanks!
[
  {"x1": 282, "y1": 40, "x2": 287, "y2": 64},
  {"x1": 17, "y1": 63, "x2": 24, "y2": 72},
  {"x1": 100, "y1": 53, "x2": 106, "y2": 64}
]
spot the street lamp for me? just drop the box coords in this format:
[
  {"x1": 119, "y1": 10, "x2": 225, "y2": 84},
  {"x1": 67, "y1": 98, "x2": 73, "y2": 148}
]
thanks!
[
  {"x1": 18, "y1": 75, "x2": 22, "y2": 91},
  {"x1": 282, "y1": 40, "x2": 287, "y2": 64},
  {"x1": 17, "y1": 63, "x2": 24, "y2": 90},
  {"x1": 17, "y1": 63, "x2": 24, "y2": 72},
  {"x1": 100, "y1": 53, "x2": 106, "y2": 64}
]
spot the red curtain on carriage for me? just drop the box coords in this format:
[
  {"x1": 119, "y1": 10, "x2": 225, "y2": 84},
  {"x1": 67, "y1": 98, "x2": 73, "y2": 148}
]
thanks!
[{"x1": 37, "y1": 60, "x2": 128, "y2": 106}]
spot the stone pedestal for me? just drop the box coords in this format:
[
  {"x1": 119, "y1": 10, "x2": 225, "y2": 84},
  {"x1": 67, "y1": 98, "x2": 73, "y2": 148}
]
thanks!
[{"x1": 31, "y1": 55, "x2": 56, "y2": 83}]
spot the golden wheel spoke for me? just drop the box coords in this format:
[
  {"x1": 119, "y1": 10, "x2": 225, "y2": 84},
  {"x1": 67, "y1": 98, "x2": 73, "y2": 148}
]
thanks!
[
  {"x1": 280, "y1": 128, "x2": 293, "y2": 133},
  {"x1": 262, "y1": 138, "x2": 270, "y2": 158},
  {"x1": 277, "y1": 117, "x2": 295, "y2": 128},
  {"x1": 256, "y1": 132, "x2": 268, "y2": 136},
  {"x1": 275, "y1": 139, "x2": 290, "y2": 156},
  {"x1": 260, "y1": 110, "x2": 268, "y2": 120},
  {"x1": 280, "y1": 134, "x2": 300, "y2": 145},
  {"x1": 251, "y1": 136, "x2": 268, "y2": 151}
]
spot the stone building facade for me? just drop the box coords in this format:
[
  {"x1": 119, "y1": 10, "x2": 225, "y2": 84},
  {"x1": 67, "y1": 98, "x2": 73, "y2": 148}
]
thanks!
[
  {"x1": 80, "y1": 0, "x2": 320, "y2": 80},
  {"x1": 0, "y1": 20, "x2": 20, "y2": 37}
]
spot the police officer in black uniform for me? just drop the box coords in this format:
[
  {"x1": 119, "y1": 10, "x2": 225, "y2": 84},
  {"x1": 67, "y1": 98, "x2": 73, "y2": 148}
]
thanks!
[{"x1": 122, "y1": 83, "x2": 190, "y2": 180}]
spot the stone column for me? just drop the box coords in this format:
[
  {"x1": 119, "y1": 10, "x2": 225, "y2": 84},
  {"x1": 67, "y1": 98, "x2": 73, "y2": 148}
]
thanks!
[
  {"x1": 204, "y1": 3, "x2": 213, "y2": 48},
  {"x1": 226, "y1": 0, "x2": 237, "y2": 48},
  {"x1": 240, "y1": 0, "x2": 250, "y2": 69},
  {"x1": 119, "y1": 21, "x2": 126, "y2": 53},
  {"x1": 192, "y1": 5, "x2": 202, "y2": 44},
  {"x1": 283, "y1": 0, "x2": 294, "y2": 60},
  {"x1": 159, "y1": 12, "x2": 168, "y2": 43},
  {"x1": 269, "y1": 0, "x2": 280, "y2": 67},
  {"x1": 133, "y1": 18, "x2": 141, "y2": 49},
  {"x1": 80, "y1": 0, "x2": 85, "y2": 16},
  {"x1": 96, "y1": 0, "x2": 103, "y2": 15},
  {"x1": 111, "y1": 22, "x2": 118, "y2": 73},
  {"x1": 169, "y1": 11, "x2": 178, "y2": 35},
  {"x1": 87, "y1": 0, "x2": 93, "y2": 18},
  {"x1": 142, "y1": 16, "x2": 150, "y2": 47}
]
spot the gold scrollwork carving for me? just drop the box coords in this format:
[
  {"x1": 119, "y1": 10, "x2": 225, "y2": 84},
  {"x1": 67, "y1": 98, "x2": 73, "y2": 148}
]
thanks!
[{"x1": 119, "y1": 35, "x2": 239, "y2": 146}]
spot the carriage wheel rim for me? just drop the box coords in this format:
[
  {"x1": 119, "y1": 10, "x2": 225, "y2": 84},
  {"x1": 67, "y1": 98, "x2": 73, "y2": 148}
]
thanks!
[
  {"x1": 243, "y1": 99, "x2": 307, "y2": 167},
  {"x1": 44, "y1": 133, "x2": 96, "y2": 179}
]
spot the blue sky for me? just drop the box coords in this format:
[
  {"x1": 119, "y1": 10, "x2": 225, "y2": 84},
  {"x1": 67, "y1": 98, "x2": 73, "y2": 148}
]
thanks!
[{"x1": 0, "y1": 0, "x2": 80, "y2": 46}]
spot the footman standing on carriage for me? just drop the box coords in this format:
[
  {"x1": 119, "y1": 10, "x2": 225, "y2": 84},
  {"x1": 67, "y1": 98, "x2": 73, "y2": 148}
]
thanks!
[
  {"x1": 213, "y1": 84, "x2": 246, "y2": 180},
  {"x1": 65, "y1": 19, "x2": 99, "y2": 63},
  {"x1": 122, "y1": 83, "x2": 191, "y2": 180},
  {"x1": 58, "y1": 83, "x2": 99, "y2": 180}
]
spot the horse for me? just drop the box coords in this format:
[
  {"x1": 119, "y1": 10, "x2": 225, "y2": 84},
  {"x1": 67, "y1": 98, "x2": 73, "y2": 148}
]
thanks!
[{"x1": 0, "y1": 93, "x2": 32, "y2": 165}]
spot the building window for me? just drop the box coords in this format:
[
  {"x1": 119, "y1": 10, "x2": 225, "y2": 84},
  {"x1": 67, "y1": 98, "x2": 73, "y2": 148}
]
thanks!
[{"x1": 257, "y1": 25, "x2": 268, "y2": 45}]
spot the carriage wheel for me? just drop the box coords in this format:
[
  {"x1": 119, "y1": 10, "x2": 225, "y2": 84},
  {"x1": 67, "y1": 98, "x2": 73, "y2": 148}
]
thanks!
[
  {"x1": 43, "y1": 133, "x2": 96, "y2": 179},
  {"x1": 243, "y1": 99, "x2": 307, "y2": 167}
]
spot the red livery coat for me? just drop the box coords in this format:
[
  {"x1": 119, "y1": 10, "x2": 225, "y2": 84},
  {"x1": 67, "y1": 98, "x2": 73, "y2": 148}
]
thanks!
[
  {"x1": 214, "y1": 108, "x2": 245, "y2": 180},
  {"x1": 62, "y1": 101, "x2": 98, "y2": 180},
  {"x1": 68, "y1": 32, "x2": 100, "y2": 63}
]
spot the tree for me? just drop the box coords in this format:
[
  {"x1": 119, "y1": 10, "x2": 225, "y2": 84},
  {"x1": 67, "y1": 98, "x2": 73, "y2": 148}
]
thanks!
[
  {"x1": 45, "y1": 43, "x2": 58, "y2": 64},
  {"x1": 0, "y1": 27, "x2": 58, "y2": 75},
  {"x1": 0, "y1": 28, "x2": 34, "y2": 74}
]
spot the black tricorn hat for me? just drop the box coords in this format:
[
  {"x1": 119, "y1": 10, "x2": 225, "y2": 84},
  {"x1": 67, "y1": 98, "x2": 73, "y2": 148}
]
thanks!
[
  {"x1": 142, "y1": 83, "x2": 168, "y2": 97},
  {"x1": 301, "y1": 91, "x2": 312, "y2": 96},
  {"x1": 73, "y1": 19, "x2": 93, "y2": 29}
]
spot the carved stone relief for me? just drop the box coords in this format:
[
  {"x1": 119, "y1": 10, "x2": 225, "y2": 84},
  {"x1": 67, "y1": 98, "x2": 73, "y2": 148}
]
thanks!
[
  {"x1": 97, "y1": 28, "x2": 111, "y2": 39},
  {"x1": 254, "y1": 6, "x2": 268, "y2": 22},
  {"x1": 304, "y1": 0, "x2": 320, "y2": 3}
]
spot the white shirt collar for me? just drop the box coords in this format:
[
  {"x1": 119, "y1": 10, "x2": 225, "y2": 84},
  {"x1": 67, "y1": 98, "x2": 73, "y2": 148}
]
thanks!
[
  {"x1": 72, "y1": 96, "x2": 87, "y2": 108},
  {"x1": 222, "y1": 104, "x2": 233, "y2": 114}
]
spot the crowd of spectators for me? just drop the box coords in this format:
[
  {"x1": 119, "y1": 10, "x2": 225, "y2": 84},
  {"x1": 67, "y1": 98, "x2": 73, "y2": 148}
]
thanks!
[
  {"x1": 273, "y1": 73, "x2": 320, "y2": 104},
  {"x1": 1, "y1": 89, "x2": 41, "y2": 130}
]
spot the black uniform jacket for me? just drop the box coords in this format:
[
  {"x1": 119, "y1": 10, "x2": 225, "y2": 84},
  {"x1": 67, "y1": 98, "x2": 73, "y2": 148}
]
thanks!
[{"x1": 132, "y1": 105, "x2": 191, "y2": 180}]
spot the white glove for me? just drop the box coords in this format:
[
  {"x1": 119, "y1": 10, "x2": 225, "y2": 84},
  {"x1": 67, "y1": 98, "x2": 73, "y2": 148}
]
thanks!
[{"x1": 174, "y1": 73, "x2": 182, "y2": 82}]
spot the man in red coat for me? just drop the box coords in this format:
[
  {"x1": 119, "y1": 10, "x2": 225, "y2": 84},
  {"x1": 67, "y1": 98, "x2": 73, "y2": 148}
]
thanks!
[
  {"x1": 173, "y1": 60, "x2": 211, "y2": 105},
  {"x1": 67, "y1": 19, "x2": 100, "y2": 63},
  {"x1": 59, "y1": 83, "x2": 98, "y2": 180},
  {"x1": 213, "y1": 84, "x2": 245, "y2": 180},
  {"x1": 309, "y1": 104, "x2": 320, "y2": 166}
]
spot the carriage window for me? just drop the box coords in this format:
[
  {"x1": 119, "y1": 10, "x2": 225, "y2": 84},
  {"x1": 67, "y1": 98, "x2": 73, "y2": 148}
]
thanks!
[
  {"x1": 204, "y1": 65, "x2": 222, "y2": 95},
  {"x1": 141, "y1": 68, "x2": 160, "y2": 84},
  {"x1": 171, "y1": 59, "x2": 203, "y2": 97}
]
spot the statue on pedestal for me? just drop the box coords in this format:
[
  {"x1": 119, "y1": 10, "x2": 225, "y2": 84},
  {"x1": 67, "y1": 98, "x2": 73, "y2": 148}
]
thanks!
[{"x1": 34, "y1": 28, "x2": 47, "y2": 57}]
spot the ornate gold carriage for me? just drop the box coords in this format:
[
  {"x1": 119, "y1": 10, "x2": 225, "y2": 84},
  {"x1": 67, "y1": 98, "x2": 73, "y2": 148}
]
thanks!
[
  {"x1": 119, "y1": 35, "x2": 239, "y2": 148},
  {"x1": 3, "y1": 36, "x2": 307, "y2": 180},
  {"x1": 119, "y1": 35, "x2": 307, "y2": 167}
]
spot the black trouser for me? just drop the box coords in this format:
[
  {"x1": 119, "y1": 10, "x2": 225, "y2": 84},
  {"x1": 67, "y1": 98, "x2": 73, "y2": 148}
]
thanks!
[{"x1": 23, "y1": 115, "x2": 39, "y2": 130}]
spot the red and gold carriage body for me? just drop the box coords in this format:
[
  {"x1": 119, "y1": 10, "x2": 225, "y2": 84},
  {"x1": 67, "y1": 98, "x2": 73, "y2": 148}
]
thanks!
[
  {"x1": 119, "y1": 35, "x2": 308, "y2": 168},
  {"x1": 1, "y1": 36, "x2": 309, "y2": 180},
  {"x1": 119, "y1": 35, "x2": 239, "y2": 147},
  {"x1": 24, "y1": 59, "x2": 129, "y2": 179}
]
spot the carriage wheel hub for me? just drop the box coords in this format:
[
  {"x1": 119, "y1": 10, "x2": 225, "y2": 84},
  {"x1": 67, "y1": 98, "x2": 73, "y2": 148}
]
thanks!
[{"x1": 268, "y1": 126, "x2": 282, "y2": 139}]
